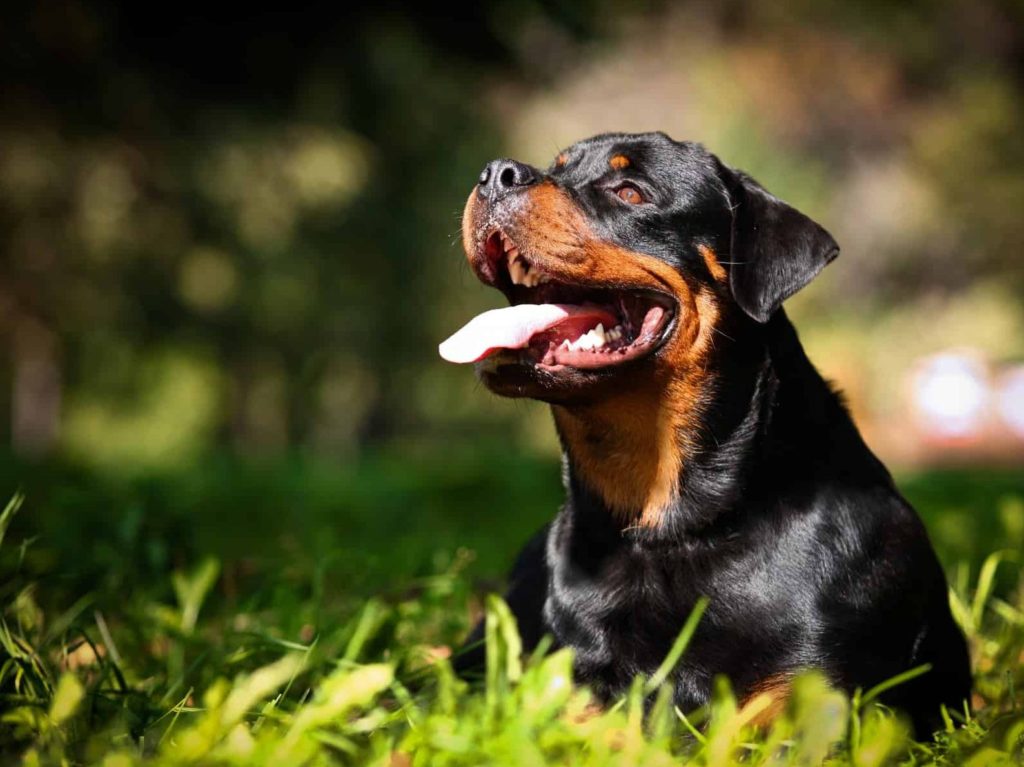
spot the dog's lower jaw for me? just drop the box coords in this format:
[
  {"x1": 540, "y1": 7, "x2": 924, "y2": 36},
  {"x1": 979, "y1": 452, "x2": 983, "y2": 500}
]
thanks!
[{"x1": 550, "y1": 347, "x2": 767, "y2": 533}]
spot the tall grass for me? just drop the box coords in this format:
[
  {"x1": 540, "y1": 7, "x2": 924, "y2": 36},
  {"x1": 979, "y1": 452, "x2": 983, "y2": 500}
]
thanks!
[{"x1": 1, "y1": 484, "x2": 1023, "y2": 765}]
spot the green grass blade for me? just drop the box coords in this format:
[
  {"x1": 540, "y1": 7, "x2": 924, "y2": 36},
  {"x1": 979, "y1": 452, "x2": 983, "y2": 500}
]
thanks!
[
  {"x1": 645, "y1": 596, "x2": 709, "y2": 693},
  {"x1": 861, "y1": 663, "x2": 933, "y2": 707},
  {"x1": 342, "y1": 598, "x2": 387, "y2": 663},
  {"x1": 0, "y1": 492, "x2": 25, "y2": 552},
  {"x1": 971, "y1": 550, "x2": 1014, "y2": 629}
]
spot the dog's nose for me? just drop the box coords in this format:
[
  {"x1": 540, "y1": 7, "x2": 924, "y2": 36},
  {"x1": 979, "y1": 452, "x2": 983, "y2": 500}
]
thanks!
[{"x1": 477, "y1": 159, "x2": 539, "y2": 201}]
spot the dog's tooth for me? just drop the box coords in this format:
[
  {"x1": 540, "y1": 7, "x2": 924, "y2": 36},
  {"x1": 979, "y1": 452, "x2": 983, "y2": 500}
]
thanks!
[{"x1": 509, "y1": 258, "x2": 524, "y2": 285}]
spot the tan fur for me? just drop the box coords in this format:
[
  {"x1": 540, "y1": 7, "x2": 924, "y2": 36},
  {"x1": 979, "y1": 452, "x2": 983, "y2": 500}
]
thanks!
[
  {"x1": 698, "y1": 243, "x2": 728, "y2": 282},
  {"x1": 609, "y1": 154, "x2": 630, "y2": 170},
  {"x1": 513, "y1": 183, "x2": 720, "y2": 527},
  {"x1": 741, "y1": 674, "x2": 793, "y2": 728},
  {"x1": 460, "y1": 181, "x2": 722, "y2": 527},
  {"x1": 462, "y1": 188, "x2": 478, "y2": 249}
]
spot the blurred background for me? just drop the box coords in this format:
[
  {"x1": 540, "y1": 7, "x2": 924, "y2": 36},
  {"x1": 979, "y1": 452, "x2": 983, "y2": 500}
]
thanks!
[{"x1": 1, "y1": 0, "x2": 1022, "y2": 611}]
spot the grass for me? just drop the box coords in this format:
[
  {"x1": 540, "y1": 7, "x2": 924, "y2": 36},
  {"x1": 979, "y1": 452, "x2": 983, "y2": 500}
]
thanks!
[{"x1": 0, "y1": 449, "x2": 1022, "y2": 765}]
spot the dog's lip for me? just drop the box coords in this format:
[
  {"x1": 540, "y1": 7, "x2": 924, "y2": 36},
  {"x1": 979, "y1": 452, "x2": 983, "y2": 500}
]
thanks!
[
  {"x1": 478, "y1": 225, "x2": 679, "y2": 309},
  {"x1": 532, "y1": 306, "x2": 678, "y2": 373},
  {"x1": 467, "y1": 226, "x2": 681, "y2": 373}
]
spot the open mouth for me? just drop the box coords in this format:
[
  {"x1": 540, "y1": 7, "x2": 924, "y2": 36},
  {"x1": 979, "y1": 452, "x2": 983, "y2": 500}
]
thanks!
[{"x1": 440, "y1": 229, "x2": 677, "y2": 371}]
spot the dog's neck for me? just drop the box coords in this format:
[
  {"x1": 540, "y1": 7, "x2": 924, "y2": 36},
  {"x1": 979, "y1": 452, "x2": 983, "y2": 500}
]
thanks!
[
  {"x1": 551, "y1": 372, "x2": 718, "y2": 530},
  {"x1": 552, "y1": 312, "x2": 827, "y2": 537}
]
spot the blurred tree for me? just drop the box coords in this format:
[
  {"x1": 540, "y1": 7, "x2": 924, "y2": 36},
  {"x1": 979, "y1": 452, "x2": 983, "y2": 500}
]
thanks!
[
  {"x1": 0, "y1": 1, "x2": 605, "y2": 460},
  {"x1": 0, "y1": 0, "x2": 1021, "y2": 466}
]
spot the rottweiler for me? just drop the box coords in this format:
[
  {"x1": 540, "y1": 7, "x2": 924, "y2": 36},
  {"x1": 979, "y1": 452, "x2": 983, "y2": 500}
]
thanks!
[{"x1": 440, "y1": 132, "x2": 971, "y2": 737}]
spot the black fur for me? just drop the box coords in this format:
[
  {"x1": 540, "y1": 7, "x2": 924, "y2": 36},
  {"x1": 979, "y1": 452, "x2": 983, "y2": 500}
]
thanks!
[{"x1": 454, "y1": 132, "x2": 971, "y2": 738}]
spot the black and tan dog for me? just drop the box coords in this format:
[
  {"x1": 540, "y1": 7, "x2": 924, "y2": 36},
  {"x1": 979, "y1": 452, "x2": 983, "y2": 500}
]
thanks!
[{"x1": 440, "y1": 132, "x2": 970, "y2": 736}]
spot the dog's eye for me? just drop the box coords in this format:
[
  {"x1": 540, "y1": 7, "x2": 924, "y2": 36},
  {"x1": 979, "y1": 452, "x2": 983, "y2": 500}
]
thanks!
[{"x1": 615, "y1": 184, "x2": 645, "y2": 205}]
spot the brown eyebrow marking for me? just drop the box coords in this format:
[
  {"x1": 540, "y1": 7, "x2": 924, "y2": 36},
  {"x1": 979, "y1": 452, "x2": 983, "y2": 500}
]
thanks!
[
  {"x1": 555, "y1": 153, "x2": 568, "y2": 167},
  {"x1": 609, "y1": 155, "x2": 630, "y2": 170}
]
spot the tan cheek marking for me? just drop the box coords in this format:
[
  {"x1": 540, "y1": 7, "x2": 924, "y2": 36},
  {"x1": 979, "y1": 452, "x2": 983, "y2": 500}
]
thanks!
[
  {"x1": 698, "y1": 243, "x2": 728, "y2": 282},
  {"x1": 525, "y1": 186, "x2": 720, "y2": 526},
  {"x1": 609, "y1": 155, "x2": 630, "y2": 170},
  {"x1": 516, "y1": 182, "x2": 725, "y2": 527},
  {"x1": 555, "y1": 153, "x2": 568, "y2": 167}
]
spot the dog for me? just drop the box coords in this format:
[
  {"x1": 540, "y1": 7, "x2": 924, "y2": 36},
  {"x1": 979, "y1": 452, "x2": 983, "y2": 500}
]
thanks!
[{"x1": 440, "y1": 132, "x2": 971, "y2": 736}]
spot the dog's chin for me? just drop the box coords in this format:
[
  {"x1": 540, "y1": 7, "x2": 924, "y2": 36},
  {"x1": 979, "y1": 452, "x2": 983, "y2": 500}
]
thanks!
[{"x1": 475, "y1": 350, "x2": 656, "y2": 404}]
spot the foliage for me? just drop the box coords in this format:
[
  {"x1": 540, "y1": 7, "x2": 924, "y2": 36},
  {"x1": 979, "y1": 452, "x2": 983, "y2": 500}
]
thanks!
[
  {"x1": 0, "y1": 466, "x2": 1022, "y2": 765},
  {"x1": 2, "y1": 1, "x2": 1024, "y2": 462}
]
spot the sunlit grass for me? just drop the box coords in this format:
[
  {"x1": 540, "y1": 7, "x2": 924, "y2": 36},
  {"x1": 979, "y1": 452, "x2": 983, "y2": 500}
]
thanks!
[{"x1": 1, "y1": 477, "x2": 1023, "y2": 765}]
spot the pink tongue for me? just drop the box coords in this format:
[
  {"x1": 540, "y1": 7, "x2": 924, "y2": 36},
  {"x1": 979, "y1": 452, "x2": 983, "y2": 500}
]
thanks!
[{"x1": 439, "y1": 304, "x2": 608, "y2": 364}]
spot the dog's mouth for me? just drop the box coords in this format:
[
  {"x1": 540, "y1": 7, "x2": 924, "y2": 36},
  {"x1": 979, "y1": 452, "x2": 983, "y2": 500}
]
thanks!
[{"x1": 440, "y1": 229, "x2": 677, "y2": 371}]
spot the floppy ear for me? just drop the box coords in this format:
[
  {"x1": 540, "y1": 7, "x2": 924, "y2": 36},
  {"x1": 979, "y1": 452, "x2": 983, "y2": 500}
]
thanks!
[{"x1": 719, "y1": 164, "x2": 839, "y2": 323}]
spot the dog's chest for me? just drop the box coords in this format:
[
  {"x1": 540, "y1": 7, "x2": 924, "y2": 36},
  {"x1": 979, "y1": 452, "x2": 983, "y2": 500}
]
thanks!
[
  {"x1": 544, "y1": 540, "x2": 704, "y2": 683},
  {"x1": 543, "y1": 524, "x2": 819, "y2": 701}
]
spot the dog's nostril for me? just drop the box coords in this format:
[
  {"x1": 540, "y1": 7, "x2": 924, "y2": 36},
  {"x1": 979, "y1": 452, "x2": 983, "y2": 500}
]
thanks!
[{"x1": 478, "y1": 159, "x2": 539, "y2": 201}]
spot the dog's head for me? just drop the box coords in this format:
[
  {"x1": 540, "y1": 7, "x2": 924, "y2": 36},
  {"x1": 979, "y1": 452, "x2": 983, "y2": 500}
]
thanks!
[{"x1": 444, "y1": 132, "x2": 838, "y2": 403}]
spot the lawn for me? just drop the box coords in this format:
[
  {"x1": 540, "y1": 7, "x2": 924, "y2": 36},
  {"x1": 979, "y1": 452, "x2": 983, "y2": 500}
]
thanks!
[{"x1": 0, "y1": 447, "x2": 1022, "y2": 765}]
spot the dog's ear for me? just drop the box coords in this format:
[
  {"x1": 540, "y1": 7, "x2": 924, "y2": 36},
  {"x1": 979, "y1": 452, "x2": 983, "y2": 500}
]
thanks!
[{"x1": 717, "y1": 163, "x2": 839, "y2": 323}]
